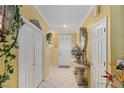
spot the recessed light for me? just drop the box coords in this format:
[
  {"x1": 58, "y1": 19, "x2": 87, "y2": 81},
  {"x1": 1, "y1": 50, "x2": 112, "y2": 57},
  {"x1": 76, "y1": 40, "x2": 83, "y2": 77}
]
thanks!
[{"x1": 63, "y1": 25, "x2": 67, "y2": 28}]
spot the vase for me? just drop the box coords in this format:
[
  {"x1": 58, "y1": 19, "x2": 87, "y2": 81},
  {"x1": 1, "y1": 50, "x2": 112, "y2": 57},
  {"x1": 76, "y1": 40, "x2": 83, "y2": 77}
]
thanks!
[{"x1": 75, "y1": 55, "x2": 81, "y2": 61}]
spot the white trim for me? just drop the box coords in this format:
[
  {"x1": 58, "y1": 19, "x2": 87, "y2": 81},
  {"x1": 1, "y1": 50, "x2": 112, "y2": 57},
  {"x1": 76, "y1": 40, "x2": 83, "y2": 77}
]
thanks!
[
  {"x1": 92, "y1": 16, "x2": 107, "y2": 29},
  {"x1": 33, "y1": 5, "x2": 50, "y2": 28},
  {"x1": 50, "y1": 30, "x2": 78, "y2": 33},
  {"x1": 76, "y1": 6, "x2": 95, "y2": 32}
]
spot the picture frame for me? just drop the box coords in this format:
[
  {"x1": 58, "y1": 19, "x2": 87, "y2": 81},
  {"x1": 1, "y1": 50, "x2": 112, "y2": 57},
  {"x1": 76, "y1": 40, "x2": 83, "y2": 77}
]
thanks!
[
  {"x1": 0, "y1": 6, "x2": 4, "y2": 29},
  {"x1": 0, "y1": 5, "x2": 16, "y2": 42}
]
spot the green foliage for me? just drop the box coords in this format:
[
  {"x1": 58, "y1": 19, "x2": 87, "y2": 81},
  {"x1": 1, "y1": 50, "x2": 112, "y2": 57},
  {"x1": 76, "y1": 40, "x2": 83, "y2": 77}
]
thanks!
[{"x1": 0, "y1": 5, "x2": 24, "y2": 88}]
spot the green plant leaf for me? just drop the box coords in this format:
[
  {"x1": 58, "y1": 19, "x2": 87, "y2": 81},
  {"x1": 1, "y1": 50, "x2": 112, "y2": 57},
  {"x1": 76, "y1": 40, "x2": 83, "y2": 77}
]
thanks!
[
  {"x1": 0, "y1": 5, "x2": 24, "y2": 88},
  {"x1": 4, "y1": 60, "x2": 8, "y2": 63},
  {"x1": 9, "y1": 68, "x2": 14, "y2": 74}
]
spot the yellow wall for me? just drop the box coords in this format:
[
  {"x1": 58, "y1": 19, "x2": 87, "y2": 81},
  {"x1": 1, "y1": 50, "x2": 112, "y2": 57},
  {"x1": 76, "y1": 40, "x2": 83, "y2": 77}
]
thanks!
[
  {"x1": 20, "y1": 6, "x2": 49, "y2": 33},
  {"x1": 75, "y1": 5, "x2": 124, "y2": 88},
  {"x1": 111, "y1": 6, "x2": 124, "y2": 87},
  {"x1": 75, "y1": 5, "x2": 111, "y2": 87},
  {"x1": 76, "y1": 31, "x2": 80, "y2": 45},
  {"x1": 78, "y1": 5, "x2": 111, "y2": 69},
  {"x1": 0, "y1": 5, "x2": 49, "y2": 88},
  {"x1": 76, "y1": 5, "x2": 111, "y2": 70},
  {"x1": 50, "y1": 32, "x2": 59, "y2": 64},
  {"x1": 111, "y1": 6, "x2": 124, "y2": 61},
  {"x1": 0, "y1": 36, "x2": 18, "y2": 88}
]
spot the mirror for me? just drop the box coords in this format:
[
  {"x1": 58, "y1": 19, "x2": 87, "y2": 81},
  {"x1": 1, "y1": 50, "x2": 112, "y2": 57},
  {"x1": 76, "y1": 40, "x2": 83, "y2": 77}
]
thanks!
[
  {"x1": 80, "y1": 35, "x2": 85, "y2": 50},
  {"x1": 79, "y1": 27, "x2": 88, "y2": 64}
]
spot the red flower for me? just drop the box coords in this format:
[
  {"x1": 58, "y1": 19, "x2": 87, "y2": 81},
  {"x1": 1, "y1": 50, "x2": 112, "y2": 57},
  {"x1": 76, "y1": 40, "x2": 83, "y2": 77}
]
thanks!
[{"x1": 102, "y1": 71, "x2": 113, "y2": 82}]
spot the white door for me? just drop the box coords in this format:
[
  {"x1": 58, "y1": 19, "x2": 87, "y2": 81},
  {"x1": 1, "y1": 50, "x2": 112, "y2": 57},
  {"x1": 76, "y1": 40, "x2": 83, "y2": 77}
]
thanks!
[
  {"x1": 19, "y1": 25, "x2": 35, "y2": 88},
  {"x1": 19, "y1": 17, "x2": 45, "y2": 88},
  {"x1": 58, "y1": 35, "x2": 72, "y2": 66},
  {"x1": 19, "y1": 26, "x2": 26, "y2": 88},
  {"x1": 90, "y1": 17, "x2": 107, "y2": 88},
  {"x1": 35, "y1": 31, "x2": 45, "y2": 87},
  {"x1": 26, "y1": 28, "x2": 35, "y2": 88}
]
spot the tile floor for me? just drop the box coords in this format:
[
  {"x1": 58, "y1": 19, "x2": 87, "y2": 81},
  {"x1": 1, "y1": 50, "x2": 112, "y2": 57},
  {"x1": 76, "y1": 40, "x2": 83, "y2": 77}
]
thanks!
[{"x1": 39, "y1": 64, "x2": 78, "y2": 88}]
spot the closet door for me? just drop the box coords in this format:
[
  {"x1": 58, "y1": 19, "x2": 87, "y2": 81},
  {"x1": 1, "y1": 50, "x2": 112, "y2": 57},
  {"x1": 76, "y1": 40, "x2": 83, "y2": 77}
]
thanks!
[
  {"x1": 19, "y1": 27, "x2": 26, "y2": 88},
  {"x1": 19, "y1": 25, "x2": 35, "y2": 88},
  {"x1": 35, "y1": 31, "x2": 44, "y2": 87},
  {"x1": 25, "y1": 27, "x2": 35, "y2": 88},
  {"x1": 19, "y1": 17, "x2": 45, "y2": 88}
]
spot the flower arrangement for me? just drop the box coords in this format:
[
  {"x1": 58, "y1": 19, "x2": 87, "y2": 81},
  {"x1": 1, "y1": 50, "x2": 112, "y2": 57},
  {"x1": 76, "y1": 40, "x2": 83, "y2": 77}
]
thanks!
[
  {"x1": 71, "y1": 44, "x2": 82, "y2": 60},
  {"x1": 102, "y1": 59, "x2": 124, "y2": 88}
]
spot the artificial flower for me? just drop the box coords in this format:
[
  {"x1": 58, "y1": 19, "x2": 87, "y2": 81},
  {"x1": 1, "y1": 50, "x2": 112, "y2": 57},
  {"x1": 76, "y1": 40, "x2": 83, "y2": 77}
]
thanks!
[
  {"x1": 120, "y1": 75, "x2": 124, "y2": 81},
  {"x1": 102, "y1": 71, "x2": 113, "y2": 82},
  {"x1": 110, "y1": 62, "x2": 116, "y2": 67}
]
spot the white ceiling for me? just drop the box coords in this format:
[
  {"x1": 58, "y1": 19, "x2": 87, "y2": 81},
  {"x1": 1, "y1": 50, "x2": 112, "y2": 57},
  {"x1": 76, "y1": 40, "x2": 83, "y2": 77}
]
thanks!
[{"x1": 36, "y1": 5, "x2": 93, "y2": 33}]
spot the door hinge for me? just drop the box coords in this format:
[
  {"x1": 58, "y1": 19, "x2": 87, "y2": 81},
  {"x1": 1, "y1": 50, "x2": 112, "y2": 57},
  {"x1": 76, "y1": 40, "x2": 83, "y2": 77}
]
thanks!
[
  {"x1": 104, "y1": 28, "x2": 106, "y2": 32},
  {"x1": 104, "y1": 61, "x2": 106, "y2": 66}
]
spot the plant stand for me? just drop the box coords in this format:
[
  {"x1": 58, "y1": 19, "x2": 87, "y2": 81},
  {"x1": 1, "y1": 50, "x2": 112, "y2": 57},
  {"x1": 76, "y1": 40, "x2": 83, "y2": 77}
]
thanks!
[
  {"x1": 72, "y1": 60, "x2": 89, "y2": 86},
  {"x1": 77, "y1": 68, "x2": 85, "y2": 85}
]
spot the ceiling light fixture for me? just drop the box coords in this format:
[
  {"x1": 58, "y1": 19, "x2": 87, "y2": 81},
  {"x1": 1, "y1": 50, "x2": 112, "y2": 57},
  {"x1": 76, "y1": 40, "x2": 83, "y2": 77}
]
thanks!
[{"x1": 63, "y1": 25, "x2": 67, "y2": 28}]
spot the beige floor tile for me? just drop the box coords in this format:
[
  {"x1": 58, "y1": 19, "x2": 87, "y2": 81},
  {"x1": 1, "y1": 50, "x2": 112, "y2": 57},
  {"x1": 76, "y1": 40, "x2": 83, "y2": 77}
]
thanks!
[{"x1": 39, "y1": 64, "x2": 78, "y2": 88}]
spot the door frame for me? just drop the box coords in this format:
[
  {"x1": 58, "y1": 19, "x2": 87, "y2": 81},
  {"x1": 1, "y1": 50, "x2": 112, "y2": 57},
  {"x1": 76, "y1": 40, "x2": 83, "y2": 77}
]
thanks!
[
  {"x1": 18, "y1": 17, "x2": 45, "y2": 88},
  {"x1": 58, "y1": 34, "x2": 72, "y2": 67},
  {"x1": 90, "y1": 16, "x2": 108, "y2": 87}
]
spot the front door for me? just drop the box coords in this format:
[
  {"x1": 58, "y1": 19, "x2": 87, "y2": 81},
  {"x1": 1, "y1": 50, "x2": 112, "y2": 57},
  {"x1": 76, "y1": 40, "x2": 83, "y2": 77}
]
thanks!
[
  {"x1": 90, "y1": 17, "x2": 107, "y2": 88},
  {"x1": 58, "y1": 35, "x2": 72, "y2": 67}
]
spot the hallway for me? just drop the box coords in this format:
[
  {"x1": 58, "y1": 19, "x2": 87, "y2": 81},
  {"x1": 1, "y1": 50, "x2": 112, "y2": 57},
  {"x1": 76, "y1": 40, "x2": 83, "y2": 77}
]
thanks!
[
  {"x1": 1, "y1": 5, "x2": 124, "y2": 88},
  {"x1": 39, "y1": 64, "x2": 78, "y2": 88}
]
